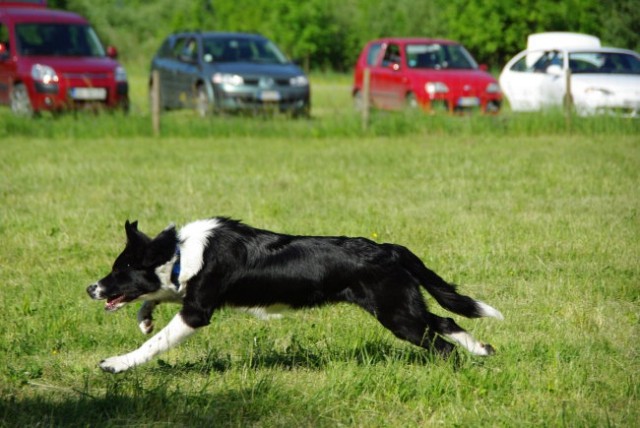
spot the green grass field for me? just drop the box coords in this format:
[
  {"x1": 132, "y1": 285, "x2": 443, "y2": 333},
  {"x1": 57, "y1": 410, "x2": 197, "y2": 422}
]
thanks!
[{"x1": 0, "y1": 74, "x2": 639, "y2": 427}]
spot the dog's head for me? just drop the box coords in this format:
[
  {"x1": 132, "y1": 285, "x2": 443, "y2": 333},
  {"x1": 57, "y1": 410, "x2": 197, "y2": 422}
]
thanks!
[{"x1": 87, "y1": 220, "x2": 177, "y2": 311}]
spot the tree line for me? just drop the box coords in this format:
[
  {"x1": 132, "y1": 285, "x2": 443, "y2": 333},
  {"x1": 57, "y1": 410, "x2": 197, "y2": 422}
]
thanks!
[{"x1": 49, "y1": 0, "x2": 639, "y2": 71}]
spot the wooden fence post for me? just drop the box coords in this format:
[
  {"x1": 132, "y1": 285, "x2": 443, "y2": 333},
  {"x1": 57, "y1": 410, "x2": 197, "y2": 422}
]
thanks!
[
  {"x1": 151, "y1": 70, "x2": 160, "y2": 137},
  {"x1": 361, "y1": 67, "x2": 370, "y2": 131},
  {"x1": 564, "y1": 68, "x2": 572, "y2": 129}
]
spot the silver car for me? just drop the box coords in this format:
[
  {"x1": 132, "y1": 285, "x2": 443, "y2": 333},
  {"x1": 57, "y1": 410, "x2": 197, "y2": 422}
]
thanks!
[{"x1": 150, "y1": 31, "x2": 310, "y2": 117}]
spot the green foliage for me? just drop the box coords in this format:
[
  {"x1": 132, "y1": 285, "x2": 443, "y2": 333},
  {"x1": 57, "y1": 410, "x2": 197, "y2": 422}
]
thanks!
[{"x1": 45, "y1": 0, "x2": 639, "y2": 70}]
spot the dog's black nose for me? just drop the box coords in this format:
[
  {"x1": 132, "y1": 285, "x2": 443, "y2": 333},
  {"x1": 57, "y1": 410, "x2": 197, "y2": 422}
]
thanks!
[{"x1": 87, "y1": 283, "x2": 97, "y2": 297}]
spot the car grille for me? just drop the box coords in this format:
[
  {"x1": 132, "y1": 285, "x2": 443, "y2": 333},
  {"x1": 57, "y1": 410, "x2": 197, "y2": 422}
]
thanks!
[
  {"x1": 62, "y1": 72, "x2": 111, "y2": 80},
  {"x1": 243, "y1": 77, "x2": 291, "y2": 87}
]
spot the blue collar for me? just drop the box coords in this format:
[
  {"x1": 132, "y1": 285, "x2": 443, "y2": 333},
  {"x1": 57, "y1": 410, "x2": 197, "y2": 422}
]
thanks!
[{"x1": 170, "y1": 248, "x2": 180, "y2": 289}]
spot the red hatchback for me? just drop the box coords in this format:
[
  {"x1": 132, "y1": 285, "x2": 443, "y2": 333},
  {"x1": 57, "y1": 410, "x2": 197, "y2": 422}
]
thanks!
[
  {"x1": 0, "y1": 1, "x2": 128, "y2": 115},
  {"x1": 353, "y1": 38, "x2": 501, "y2": 113}
]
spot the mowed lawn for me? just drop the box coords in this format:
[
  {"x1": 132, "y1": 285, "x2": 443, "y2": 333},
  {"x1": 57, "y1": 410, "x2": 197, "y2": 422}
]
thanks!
[{"x1": 0, "y1": 93, "x2": 639, "y2": 426}]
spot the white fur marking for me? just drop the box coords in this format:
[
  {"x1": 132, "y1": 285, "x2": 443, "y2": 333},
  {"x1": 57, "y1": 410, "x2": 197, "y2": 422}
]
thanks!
[
  {"x1": 177, "y1": 218, "x2": 221, "y2": 283},
  {"x1": 447, "y1": 331, "x2": 490, "y2": 356},
  {"x1": 476, "y1": 301, "x2": 504, "y2": 320},
  {"x1": 100, "y1": 313, "x2": 196, "y2": 373}
]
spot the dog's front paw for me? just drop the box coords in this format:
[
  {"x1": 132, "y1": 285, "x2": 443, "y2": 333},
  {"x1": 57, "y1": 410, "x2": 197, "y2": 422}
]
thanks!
[
  {"x1": 138, "y1": 318, "x2": 154, "y2": 335},
  {"x1": 99, "y1": 355, "x2": 135, "y2": 374}
]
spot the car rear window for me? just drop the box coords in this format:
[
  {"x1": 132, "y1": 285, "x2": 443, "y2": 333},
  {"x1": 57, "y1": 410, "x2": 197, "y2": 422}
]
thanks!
[{"x1": 15, "y1": 23, "x2": 105, "y2": 57}]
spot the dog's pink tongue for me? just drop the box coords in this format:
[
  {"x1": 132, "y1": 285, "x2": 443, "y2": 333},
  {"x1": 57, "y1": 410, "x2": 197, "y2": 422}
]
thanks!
[{"x1": 105, "y1": 295, "x2": 125, "y2": 311}]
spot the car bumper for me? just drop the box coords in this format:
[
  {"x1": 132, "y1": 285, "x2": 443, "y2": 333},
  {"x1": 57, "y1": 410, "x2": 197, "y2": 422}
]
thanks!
[
  {"x1": 27, "y1": 79, "x2": 129, "y2": 112},
  {"x1": 426, "y1": 93, "x2": 502, "y2": 113},
  {"x1": 213, "y1": 84, "x2": 310, "y2": 114}
]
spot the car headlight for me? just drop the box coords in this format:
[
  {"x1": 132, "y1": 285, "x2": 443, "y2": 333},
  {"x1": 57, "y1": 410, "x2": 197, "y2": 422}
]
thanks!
[
  {"x1": 289, "y1": 75, "x2": 309, "y2": 87},
  {"x1": 115, "y1": 66, "x2": 127, "y2": 83},
  {"x1": 425, "y1": 82, "x2": 449, "y2": 96},
  {"x1": 31, "y1": 64, "x2": 58, "y2": 84},
  {"x1": 584, "y1": 87, "x2": 613, "y2": 96},
  {"x1": 212, "y1": 73, "x2": 244, "y2": 86},
  {"x1": 486, "y1": 82, "x2": 501, "y2": 93}
]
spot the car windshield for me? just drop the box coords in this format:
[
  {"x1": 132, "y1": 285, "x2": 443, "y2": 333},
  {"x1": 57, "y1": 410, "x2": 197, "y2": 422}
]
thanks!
[
  {"x1": 569, "y1": 52, "x2": 640, "y2": 74},
  {"x1": 202, "y1": 37, "x2": 289, "y2": 64},
  {"x1": 15, "y1": 23, "x2": 105, "y2": 57},
  {"x1": 406, "y1": 43, "x2": 478, "y2": 70}
]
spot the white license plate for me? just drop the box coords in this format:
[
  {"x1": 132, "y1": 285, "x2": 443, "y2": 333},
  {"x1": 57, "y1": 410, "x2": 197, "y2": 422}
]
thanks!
[
  {"x1": 457, "y1": 96, "x2": 480, "y2": 107},
  {"x1": 70, "y1": 87, "x2": 107, "y2": 100},
  {"x1": 260, "y1": 91, "x2": 281, "y2": 102}
]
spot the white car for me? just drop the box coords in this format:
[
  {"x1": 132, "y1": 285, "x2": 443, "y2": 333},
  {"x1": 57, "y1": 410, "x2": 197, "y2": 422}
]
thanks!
[{"x1": 499, "y1": 32, "x2": 640, "y2": 117}]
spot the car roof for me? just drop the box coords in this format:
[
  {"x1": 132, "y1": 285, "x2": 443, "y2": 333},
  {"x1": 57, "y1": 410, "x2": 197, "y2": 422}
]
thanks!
[
  {"x1": 168, "y1": 31, "x2": 266, "y2": 40},
  {"x1": 368, "y1": 37, "x2": 460, "y2": 46},
  {"x1": 0, "y1": 6, "x2": 88, "y2": 24},
  {"x1": 520, "y1": 46, "x2": 639, "y2": 56}
]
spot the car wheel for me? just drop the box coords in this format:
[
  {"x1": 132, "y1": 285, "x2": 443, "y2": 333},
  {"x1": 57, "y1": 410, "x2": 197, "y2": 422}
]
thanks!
[
  {"x1": 195, "y1": 85, "x2": 210, "y2": 117},
  {"x1": 405, "y1": 92, "x2": 419, "y2": 109},
  {"x1": 10, "y1": 83, "x2": 34, "y2": 117}
]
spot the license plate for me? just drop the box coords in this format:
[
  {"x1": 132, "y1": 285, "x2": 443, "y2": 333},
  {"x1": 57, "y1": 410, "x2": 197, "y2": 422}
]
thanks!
[
  {"x1": 70, "y1": 87, "x2": 107, "y2": 100},
  {"x1": 260, "y1": 91, "x2": 280, "y2": 102},
  {"x1": 457, "y1": 96, "x2": 480, "y2": 107}
]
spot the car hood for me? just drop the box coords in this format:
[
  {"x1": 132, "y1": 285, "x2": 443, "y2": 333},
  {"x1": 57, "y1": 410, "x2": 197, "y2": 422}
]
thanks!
[
  {"x1": 571, "y1": 74, "x2": 640, "y2": 93},
  {"x1": 206, "y1": 61, "x2": 304, "y2": 78},
  {"x1": 18, "y1": 56, "x2": 121, "y2": 74},
  {"x1": 408, "y1": 69, "x2": 497, "y2": 88}
]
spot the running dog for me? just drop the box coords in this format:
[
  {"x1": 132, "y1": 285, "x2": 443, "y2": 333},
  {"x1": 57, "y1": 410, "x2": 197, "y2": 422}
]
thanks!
[{"x1": 87, "y1": 218, "x2": 503, "y2": 373}]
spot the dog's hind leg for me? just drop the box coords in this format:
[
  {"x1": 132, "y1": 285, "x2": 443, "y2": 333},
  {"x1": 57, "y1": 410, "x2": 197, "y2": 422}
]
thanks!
[
  {"x1": 427, "y1": 313, "x2": 496, "y2": 356},
  {"x1": 100, "y1": 312, "x2": 197, "y2": 373}
]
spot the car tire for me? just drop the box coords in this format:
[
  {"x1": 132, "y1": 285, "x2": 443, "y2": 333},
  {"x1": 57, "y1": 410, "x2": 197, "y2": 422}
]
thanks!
[
  {"x1": 10, "y1": 83, "x2": 34, "y2": 117},
  {"x1": 195, "y1": 85, "x2": 210, "y2": 117},
  {"x1": 405, "y1": 92, "x2": 419, "y2": 109}
]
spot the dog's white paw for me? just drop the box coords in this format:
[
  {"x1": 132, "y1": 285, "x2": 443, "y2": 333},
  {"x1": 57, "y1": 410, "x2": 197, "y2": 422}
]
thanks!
[
  {"x1": 99, "y1": 355, "x2": 135, "y2": 374},
  {"x1": 139, "y1": 319, "x2": 154, "y2": 335}
]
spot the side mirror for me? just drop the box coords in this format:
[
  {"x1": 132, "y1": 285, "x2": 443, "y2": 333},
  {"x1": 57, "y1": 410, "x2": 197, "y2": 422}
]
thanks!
[
  {"x1": 546, "y1": 64, "x2": 563, "y2": 76},
  {"x1": 106, "y1": 46, "x2": 118, "y2": 59},
  {"x1": 479, "y1": 64, "x2": 488, "y2": 71}
]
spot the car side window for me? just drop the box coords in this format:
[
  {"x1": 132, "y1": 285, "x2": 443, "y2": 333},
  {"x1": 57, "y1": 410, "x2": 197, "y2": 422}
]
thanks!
[
  {"x1": 381, "y1": 44, "x2": 401, "y2": 68},
  {"x1": 171, "y1": 37, "x2": 188, "y2": 59},
  {"x1": 510, "y1": 50, "x2": 563, "y2": 73},
  {"x1": 366, "y1": 43, "x2": 382, "y2": 66},
  {"x1": 0, "y1": 23, "x2": 9, "y2": 47}
]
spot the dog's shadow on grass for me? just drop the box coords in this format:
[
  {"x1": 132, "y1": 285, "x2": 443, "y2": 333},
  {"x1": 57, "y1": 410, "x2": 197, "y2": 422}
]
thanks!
[{"x1": 156, "y1": 339, "x2": 462, "y2": 374}]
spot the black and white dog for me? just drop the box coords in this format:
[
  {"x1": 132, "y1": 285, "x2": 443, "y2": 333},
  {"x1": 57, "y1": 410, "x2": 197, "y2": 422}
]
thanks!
[{"x1": 87, "y1": 218, "x2": 503, "y2": 373}]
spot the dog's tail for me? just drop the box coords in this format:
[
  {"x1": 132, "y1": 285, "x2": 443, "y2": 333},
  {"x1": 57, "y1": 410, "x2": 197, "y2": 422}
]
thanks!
[{"x1": 398, "y1": 246, "x2": 504, "y2": 320}]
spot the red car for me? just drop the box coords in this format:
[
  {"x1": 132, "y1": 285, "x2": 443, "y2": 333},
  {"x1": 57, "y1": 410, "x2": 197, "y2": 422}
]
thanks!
[
  {"x1": 353, "y1": 38, "x2": 501, "y2": 113},
  {"x1": 0, "y1": 1, "x2": 128, "y2": 115}
]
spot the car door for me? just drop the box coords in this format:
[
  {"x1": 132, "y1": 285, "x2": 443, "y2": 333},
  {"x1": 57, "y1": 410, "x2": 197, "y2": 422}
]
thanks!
[
  {"x1": 371, "y1": 43, "x2": 405, "y2": 109},
  {"x1": 173, "y1": 36, "x2": 201, "y2": 108},
  {"x1": 501, "y1": 49, "x2": 565, "y2": 111}
]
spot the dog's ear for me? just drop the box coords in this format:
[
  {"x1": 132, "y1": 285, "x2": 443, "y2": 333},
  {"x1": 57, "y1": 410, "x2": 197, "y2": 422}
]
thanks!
[
  {"x1": 143, "y1": 224, "x2": 178, "y2": 267},
  {"x1": 125, "y1": 220, "x2": 139, "y2": 240}
]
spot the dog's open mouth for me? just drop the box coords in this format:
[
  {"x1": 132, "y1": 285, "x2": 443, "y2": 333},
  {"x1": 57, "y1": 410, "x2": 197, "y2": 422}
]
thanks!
[{"x1": 105, "y1": 294, "x2": 129, "y2": 312}]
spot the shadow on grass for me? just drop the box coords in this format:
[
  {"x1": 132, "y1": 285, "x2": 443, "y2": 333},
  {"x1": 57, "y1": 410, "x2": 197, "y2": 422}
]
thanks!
[
  {"x1": 1, "y1": 376, "x2": 289, "y2": 427},
  {"x1": 155, "y1": 339, "x2": 460, "y2": 375}
]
